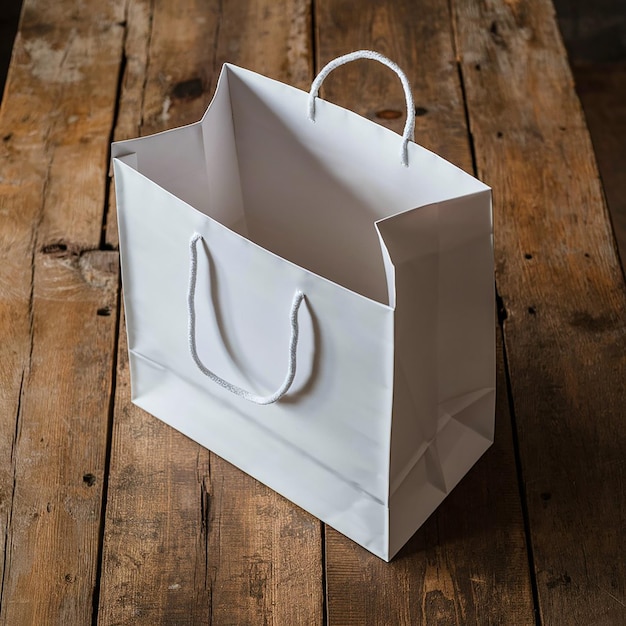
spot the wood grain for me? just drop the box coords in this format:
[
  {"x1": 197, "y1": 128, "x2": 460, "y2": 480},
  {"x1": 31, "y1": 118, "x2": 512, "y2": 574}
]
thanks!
[
  {"x1": 317, "y1": 1, "x2": 535, "y2": 623},
  {"x1": 0, "y1": 0, "x2": 124, "y2": 623},
  {"x1": 452, "y1": 0, "x2": 626, "y2": 622},
  {"x1": 104, "y1": 0, "x2": 153, "y2": 249},
  {"x1": 98, "y1": 1, "x2": 323, "y2": 624},
  {"x1": 207, "y1": 456, "x2": 323, "y2": 625},
  {"x1": 97, "y1": 316, "x2": 215, "y2": 624},
  {"x1": 0, "y1": 250, "x2": 118, "y2": 626}
]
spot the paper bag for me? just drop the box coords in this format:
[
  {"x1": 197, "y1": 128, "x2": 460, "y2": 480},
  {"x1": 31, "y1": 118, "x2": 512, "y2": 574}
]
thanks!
[{"x1": 112, "y1": 50, "x2": 495, "y2": 561}]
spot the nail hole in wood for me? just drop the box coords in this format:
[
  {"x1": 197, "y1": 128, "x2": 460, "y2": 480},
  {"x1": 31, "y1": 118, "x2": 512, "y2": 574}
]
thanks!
[
  {"x1": 97, "y1": 307, "x2": 111, "y2": 317},
  {"x1": 376, "y1": 109, "x2": 402, "y2": 120},
  {"x1": 497, "y1": 131, "x2": 503, "y2": 138},
  {"x1": 3, "y1": 133, "x2": 12, "y2": 142},
  {"x1": 524, "y1": 253, "x2": 533, "y2": 259},
  {"x1": 83, "y1": 473, "x2": 96, "y2": 487},
  {"x1": 489, "y1": 21, "x2": 506, "y2": 47},
  {"x1": 475, "y1": 63, "x2": 481, "y2": 71},
  {"x1": 528, "y1": 306, "x2": 536, "y2": 315},
  {"x1": 41, "y1": 242, "x2": 67, "y2": 254},
  {"x1": 415, "y1": 106, "x2": 428, "y2": 117}
]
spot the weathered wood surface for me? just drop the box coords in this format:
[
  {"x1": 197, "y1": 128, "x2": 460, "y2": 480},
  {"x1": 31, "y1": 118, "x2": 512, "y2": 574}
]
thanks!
[
  {"x1": 0, "y1": 0, "x2": 624, "y2": 624},
  {"x1": 453, "y1": 0, "x2": 626, "y2": 623},
  {"x1": 0, "y1": 0, "x2": 122, "y2": 624}
]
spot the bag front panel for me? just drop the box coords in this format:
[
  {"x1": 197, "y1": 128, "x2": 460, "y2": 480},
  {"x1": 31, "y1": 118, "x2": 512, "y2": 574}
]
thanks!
[{"x1": 114, "y1": 160, "x2": 395, "y2": 510}]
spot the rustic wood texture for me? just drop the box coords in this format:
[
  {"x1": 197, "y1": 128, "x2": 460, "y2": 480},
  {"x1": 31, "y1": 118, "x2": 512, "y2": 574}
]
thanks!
[
  {"x1": 0, "y1": 0, "x2": 123, "y2": 623},
  {"x1": 97, "y1": 316, "x2": 216, "y2": 624},
  {"x1": 0, "y1": 0, "x2": 624, "y2": 623},
  {"x1": 452, "y1": 0, "x2": 626, "y2": 623},
  {"x1": 103, "y1": 0, "x2": 153, "y2": 249},
  {"x1": 98, "y1": 1, "x2": 323, "y2": 624},
  {"x1": 316, "y1": 1, "x2": 535, "y2": 623}
]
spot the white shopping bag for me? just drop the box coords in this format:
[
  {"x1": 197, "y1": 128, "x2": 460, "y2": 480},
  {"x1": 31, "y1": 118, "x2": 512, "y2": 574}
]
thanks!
[{"x1": 112, "y1": 50, "x2": 495, "y2": 561}]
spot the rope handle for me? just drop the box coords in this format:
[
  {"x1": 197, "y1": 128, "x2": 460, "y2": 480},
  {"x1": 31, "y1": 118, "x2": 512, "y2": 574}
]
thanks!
[
  {"x1": 188, "y1": 233, "x2": 305, "y2": 405},
  {"x1": 307, "y1": 50, "x2": 416, "y2": 167}
]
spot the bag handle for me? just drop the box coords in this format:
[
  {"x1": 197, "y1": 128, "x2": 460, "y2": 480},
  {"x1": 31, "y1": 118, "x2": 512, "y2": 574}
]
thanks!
[
  {"x1": 307, "y1": 50, "x2": 416, "y2": 167},
  {"x1": 188, "y1": 233, "x2": 304, "y2": 405}
]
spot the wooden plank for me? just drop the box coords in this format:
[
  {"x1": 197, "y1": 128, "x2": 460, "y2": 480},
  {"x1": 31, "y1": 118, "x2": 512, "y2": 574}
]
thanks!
[
  {"x1": 0, "y1": 0, "x2": 124, "y2": 623},
  {"x1": 206, "y1": 456, "x2": 323, "y2": 624},
  {"x1": 452, "y1": 0, "x2": 626, "y2": 622},
  {"x1": 104, "y1": 0, "x2": 153, "y2": 249},
  {"x1": 0, "y1": 250, "x2": 119, "y2": 626},
  {"x1": 573, "y1": 61, "x2": 626, "y2": 269},
  {"x1": 316, "y1": 1, "x2": 535, "y2": 623},
  {"x1": 98, "y1": 1, "x2": 323, "y2": 624}
]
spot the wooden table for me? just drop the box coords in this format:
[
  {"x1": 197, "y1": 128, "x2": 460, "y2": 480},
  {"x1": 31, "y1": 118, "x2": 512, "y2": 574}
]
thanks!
[{"x1": 1, "y1": 0, "x2": 625, "y2": 624}]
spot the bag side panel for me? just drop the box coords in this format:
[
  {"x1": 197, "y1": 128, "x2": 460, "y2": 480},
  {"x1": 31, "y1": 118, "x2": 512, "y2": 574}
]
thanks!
[{"x1": 378, "y1": 190, "x2": 495, "y2": 552}]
